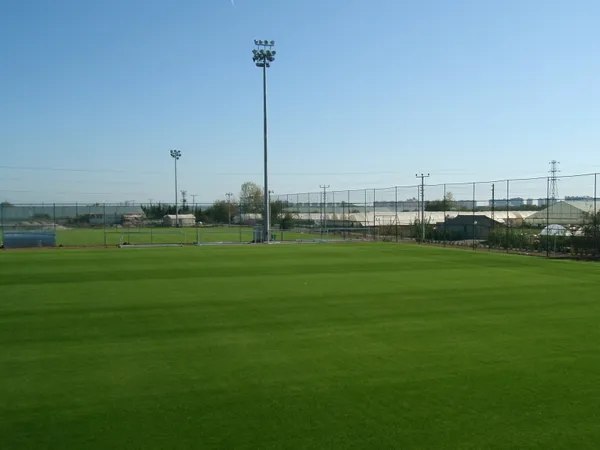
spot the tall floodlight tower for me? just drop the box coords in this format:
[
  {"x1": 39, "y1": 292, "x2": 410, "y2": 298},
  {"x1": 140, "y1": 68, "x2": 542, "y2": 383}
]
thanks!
[
  {"x1": 170, "y1": 149, "x2": 182, "y2": 227},
  {"x1": 252, "y1": 39, "x2": 276, "y2": 242},
  {"x1": 549, "y1": 160, "x2": 560, "y2": 204}
]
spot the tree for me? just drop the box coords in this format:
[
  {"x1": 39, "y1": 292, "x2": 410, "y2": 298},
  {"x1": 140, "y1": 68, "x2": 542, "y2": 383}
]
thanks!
[
  {"x1": 1, "y1": 201, "x2": 13, "y2": 207},
  {"x1": 239, "y1": 182, "x2": 263, "y2": 213},
  {"x1": 410, "y1": 217, "x2": 436, "y2": 241},
  {"x1": 425, "y1": 192, "x2": 457, "y2": 211},
  {"x1": 204, "y1": 200, "x2": 237, "y2": 224},
  {"x1": 141, "y1": 203, "x2": 176, "y2": 220},
  {"x1": 581, "y1": 210, "x2": 600, "y2": 238},
  {"x1": 279, "y1": 212, "x2": 296, "y2": 230},
  {"x1": 269, "y1": 199, "x2": 285, "y2": 225}
]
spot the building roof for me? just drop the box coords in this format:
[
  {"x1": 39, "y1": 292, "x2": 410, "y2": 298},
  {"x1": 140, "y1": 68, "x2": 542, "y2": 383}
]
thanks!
[
  {"x1": 235, "y1": 210, "x2": 537, "y2": 226},
  {"x1": 445, "y1": 215, "x2": 503, "y2": 225},
  {"x1": 164, "y1": 214, "x2": 196, "y2": 220},
  {"x1": 562, "y1": 201, "x2": 597, "y2": 212}
]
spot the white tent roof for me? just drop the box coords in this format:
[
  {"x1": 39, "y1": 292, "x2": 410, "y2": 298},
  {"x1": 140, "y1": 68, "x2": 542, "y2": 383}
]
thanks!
[{"x1": 540, "y1": 224, "x2": 571, "y2": 236}]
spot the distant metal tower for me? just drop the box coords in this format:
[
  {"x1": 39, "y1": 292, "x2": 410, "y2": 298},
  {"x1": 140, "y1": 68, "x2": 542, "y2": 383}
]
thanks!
[
  {"x1": 415, "y1": 173, "x2": 430, "y2": 242},
  {"x1": 549, "y1": 160, "x2": 560, "y2": 202},
  {"x1": 180, "y1": 190, "x2": 188, "y2": 212}
]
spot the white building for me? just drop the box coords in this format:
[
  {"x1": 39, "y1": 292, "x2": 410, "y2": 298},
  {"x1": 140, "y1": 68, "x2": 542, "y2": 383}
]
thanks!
[
  {"x1": 163, "y1": 214, "x2": 196, "y2": 227},
  {"x1": 234, "y1": 210, "x2": 537, "y2": 228},
  {"x1": 525, "y1": 201, "x2": 597, "y2": 226}
]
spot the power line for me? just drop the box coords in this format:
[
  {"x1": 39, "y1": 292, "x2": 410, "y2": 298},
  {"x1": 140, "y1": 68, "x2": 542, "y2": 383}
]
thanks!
[
  {"x1": 0, "y1": 189, "x2": 150, "y2": 196},
  {"x1": 0, "y1": 164, "x2": 413, "y2": 177},
  {"x1": 0, "y1": 165, "x2": 162, "y2": 175}
]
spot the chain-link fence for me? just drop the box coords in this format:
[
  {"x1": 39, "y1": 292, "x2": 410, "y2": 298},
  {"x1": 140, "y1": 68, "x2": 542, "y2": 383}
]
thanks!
[
  {"x1": 271, "y1": 173, "x2": 599, "y2": 257},
  {"x1": 2, "y1": 173, "x2": 598, "y2": 255}
]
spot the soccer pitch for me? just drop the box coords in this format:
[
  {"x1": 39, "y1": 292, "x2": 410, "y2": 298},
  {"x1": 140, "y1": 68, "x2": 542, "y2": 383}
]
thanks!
[
  {"x1": 49, "y1": 227, "x2": 341, "y2": 247},
  {"x1": 2, "y1": 244, "x2": 600, "y2": 449}
]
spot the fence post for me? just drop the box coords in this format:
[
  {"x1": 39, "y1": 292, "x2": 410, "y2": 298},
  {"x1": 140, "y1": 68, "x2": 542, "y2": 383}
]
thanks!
[
  {"x1": 307, "y1": 193, "x2": 311, "y2": 229},
  {"x1": 491, "y1": 183, "x2": 495, "y2": 251},
  {"x1": 103, "y1": 203, "x2": 107, "y2": 247},
  {"x1": 373, "y1": 189, "x2": 376, "y2": 239},
  {"x1": 546, "y1": 177, "x2": 550, "y2": 257},
  {"x1": 53, "y1": 203, "x2": 57, "y2": 246},
  {"x1": 0, "y1": 201, "x2": 4, "y2": 246},
  {"x1": 472, "y1": 183, "x2": 476, "y2": 250},
  {"x1": 364, "y1": 189, "x2": 367, "y2": 238},
  {"x1": 395, "y1": 186, "x2": 398, "y2": 243},
  {"x1": 443, "y1": 184, "x2": 447, "y2": 247},
  {"x1": 347, "y1": 190, "x2": 350, "y2": 237},
  {"x1": 506, "y1": 180, "x2": 510, "y2": 253},
  {"x1": 239, "y1": 201, "x2": 243, "y2": 242},
  {"x1": 332, "y1": 191, "x2": 336, "y2": 228},
  {"x1": 595, "y1": 173, "x2": 598, "y2": 256},
  {"x1": 363, "y1": 188, "x2": 367, "y2": 228}
]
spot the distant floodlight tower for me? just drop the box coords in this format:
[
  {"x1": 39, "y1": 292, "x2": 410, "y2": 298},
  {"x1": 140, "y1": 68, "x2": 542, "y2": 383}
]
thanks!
[
  {"x1": 170, "y1": 149, "x2": 182, "y2": 227},
  {"x1": 549, "y1": 160, "x2": 560, "y2": 204},
  {"x1": 252, "y1": 39, "x2": 276, "y2": 242}
]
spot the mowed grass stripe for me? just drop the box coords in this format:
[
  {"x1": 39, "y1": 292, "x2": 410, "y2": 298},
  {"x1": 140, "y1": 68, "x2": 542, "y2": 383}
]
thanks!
[{"x1": 1, "y1": 243, "x2": 600, "y2": 449}]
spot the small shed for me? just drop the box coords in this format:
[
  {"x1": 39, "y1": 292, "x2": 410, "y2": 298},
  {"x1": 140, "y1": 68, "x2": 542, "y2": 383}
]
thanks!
[
  {"x1": 163, "y1": 214, "x2": 196, "y2": 227},
  {"x1": 442, "y1": 215, "x2": 503, "y2": 240}
]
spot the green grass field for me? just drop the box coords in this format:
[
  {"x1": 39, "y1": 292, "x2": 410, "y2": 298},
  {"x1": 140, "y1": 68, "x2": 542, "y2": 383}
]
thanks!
[
  {"x1": 42, "y1": 227, "x2": 345, "y2": 247},
  {"x1": 2, "y1": 243, "x2": 600, "y2": 449}
]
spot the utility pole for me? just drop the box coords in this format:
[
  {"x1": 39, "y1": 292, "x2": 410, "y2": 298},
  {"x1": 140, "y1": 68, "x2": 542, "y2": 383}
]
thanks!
[
  {"x1": 320, "y1": 185, "x2": 330, "y2": 235},
  {"x1": 415, "y1": 173, "x2": 430, "y2": 242},
  {"x1": 226, "y1": 192, "x2": 233, "y2": 226},
  {"x1": 190, "y1": 194, "x2": 197, "y2": 213},
  {"x1": 549, "y1": 160, "x2": 560, "y2": 204}
]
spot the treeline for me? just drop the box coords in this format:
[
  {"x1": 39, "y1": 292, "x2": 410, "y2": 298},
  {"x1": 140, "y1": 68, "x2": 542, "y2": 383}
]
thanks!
[
  {"x1": 140, "y1": 181, "x2": 297, "y2": 228},
  {"x1": 423, "y1": 192, "x2": 541, "y2": 212},
  {"x1": 140, "y1": 202, "x2": 234, "y2": 224}
]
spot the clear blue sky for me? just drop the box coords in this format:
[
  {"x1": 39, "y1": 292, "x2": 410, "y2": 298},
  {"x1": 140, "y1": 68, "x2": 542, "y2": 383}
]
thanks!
[{"x1": 1, "y1": 0, "x2": 599, "y2": 204}]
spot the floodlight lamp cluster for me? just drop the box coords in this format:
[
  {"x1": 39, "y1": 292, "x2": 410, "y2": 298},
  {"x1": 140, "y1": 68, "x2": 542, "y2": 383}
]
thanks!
[
  {"x1": 252, "y1": 39, "x2": 276, "y2": 68},
  {"x1": 170, "y1": 149, "x2": 182, "y2": 160},
  {"x1": 254, "y1": 40, "x2": 275, "y2": 47}
]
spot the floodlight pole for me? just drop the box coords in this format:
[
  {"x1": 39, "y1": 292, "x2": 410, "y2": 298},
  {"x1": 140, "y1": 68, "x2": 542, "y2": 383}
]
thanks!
[
  {"x1": 191, "y1": 194, "x2": 197, "y2": 214},
  {"x1": 226, "y1": 192, "x2": 233, "y2": 226},
  {"x1": 415, "y1": 173, "x2": 430, "y2": 242},
  {"x1": 170, "y1": 149, "x2": 182, "y2": 227},
  {"x1": 253, "y1": 40, "x2": 276, "y2": 243}
]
